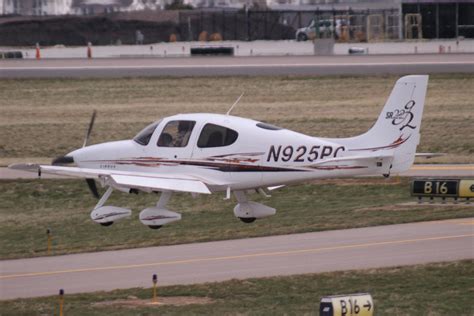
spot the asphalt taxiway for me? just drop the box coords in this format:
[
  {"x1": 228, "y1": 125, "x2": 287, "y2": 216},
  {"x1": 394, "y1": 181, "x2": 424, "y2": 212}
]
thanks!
[
  {"x1": 1, "y1": 218, "x2": 472, "y2": 300},
  {"x1": 1, "y1": 54, "x2": 473, "y2": 78}
]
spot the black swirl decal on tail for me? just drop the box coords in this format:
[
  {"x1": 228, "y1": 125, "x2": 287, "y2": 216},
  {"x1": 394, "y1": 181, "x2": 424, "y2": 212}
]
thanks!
[{"x1": 386, "y1": 100, "x2": 416, "y2": 131}]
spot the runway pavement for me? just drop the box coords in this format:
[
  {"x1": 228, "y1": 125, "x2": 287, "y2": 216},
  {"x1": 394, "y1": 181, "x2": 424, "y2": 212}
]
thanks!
[
  {"x1": 1, "y1": 164, "x2": 472, "y2": 179},
  {"x1": 1, "y1": 218, "x2": 472, "y2": 300},
  {"x1": 1, "y1": 54, "x2": 473, "y2": 78}
]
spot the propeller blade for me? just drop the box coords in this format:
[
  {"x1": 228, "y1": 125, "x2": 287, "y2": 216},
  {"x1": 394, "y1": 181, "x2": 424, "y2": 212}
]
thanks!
[
  {"x1": 52, "y1": 155, "x2": 74, "y2": 165},
  {"x1": 86, "y1": 178, "x2": 100, "y2": 199},
  {"x1": 83, "y1": 110, "x2": 97, "y2": 148}
]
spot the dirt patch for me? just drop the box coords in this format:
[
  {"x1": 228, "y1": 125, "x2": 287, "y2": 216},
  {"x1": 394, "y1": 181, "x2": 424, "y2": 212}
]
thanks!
[
  {"x1": 355, "y1": 202, "x2": 472, "y2": 212},
  {"x1": 311, "y1": 178, "x2": 403, "y2": 186},
  {"x1": 92, "y1": 296, "x2": 214, "y2": 308}
]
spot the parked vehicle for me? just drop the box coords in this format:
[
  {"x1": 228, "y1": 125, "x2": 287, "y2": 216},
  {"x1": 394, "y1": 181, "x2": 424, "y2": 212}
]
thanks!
[{"x1": 296, "y1": 18, "x2": 346, "y2": 41}]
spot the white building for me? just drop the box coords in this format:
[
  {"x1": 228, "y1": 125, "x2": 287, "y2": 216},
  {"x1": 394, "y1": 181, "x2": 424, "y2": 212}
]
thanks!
[
  {"x1": 1, "y1": 0, "x2": 72, "y2": 15},
  {"x1": 266, "y1": 0, "x2": 400, "y2": 10},
  {"x1": 0, "y1": 0, "x2": 402, "y2": 15}
]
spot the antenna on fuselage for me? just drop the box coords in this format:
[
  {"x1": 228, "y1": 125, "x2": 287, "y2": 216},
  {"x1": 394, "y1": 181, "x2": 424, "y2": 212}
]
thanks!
[{"x1": 226, "y1": 92, "x2": 245, "y2": 115}]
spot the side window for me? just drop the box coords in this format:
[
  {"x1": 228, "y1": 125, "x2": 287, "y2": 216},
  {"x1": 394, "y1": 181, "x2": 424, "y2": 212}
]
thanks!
[
  {"x1": 198, "y1": 123, "x2": 238, "y2": 148},
  {"x1": 157, "y1": 120, "x2": 195, "y2": 147}
]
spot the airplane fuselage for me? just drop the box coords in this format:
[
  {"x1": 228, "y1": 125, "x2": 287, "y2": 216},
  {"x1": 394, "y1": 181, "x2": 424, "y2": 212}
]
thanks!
[{"x1": 71, "y1": 113, "x2": 387, "y2": 192}]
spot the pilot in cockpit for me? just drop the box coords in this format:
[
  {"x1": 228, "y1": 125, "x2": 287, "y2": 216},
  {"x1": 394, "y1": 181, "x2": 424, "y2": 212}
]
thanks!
[{"x1": 173, "y1": 121, "x2": 193, "y2": 147}]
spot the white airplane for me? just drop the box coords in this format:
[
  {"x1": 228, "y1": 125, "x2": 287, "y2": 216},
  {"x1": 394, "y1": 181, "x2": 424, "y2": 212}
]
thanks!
[{"x1": 10, "y1": 75, "x2": 429, "y2": 229}]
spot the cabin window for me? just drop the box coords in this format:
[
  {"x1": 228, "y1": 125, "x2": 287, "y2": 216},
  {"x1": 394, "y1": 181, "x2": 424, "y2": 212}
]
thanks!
[
  {"x1": 157, "y1": 120, "x2": 196, "y2": 147},
  {"x1": 133, "y1": 121, "x2": 160, "y2": 146},
  {"x1": 256, "y1": 122, "x2": 282, "y2": 130},
  {"x1": 198, "y1": 123, "x2": 238, "y2": 148}
]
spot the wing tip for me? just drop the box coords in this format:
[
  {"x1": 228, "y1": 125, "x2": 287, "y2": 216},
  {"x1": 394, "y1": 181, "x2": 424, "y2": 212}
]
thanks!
[{"x1": 8, "y1": 163, "x2": 40, "y2": 171}]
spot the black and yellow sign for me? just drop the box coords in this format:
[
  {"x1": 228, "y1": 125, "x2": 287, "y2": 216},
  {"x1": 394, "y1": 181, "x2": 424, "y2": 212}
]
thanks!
[
  {"x1": 459, "y1": 180, "x2": 474, "y2": 198},
  {"x1": 320, "y1": 293, "x2": 373, "y2": 316},
  {"x1": 411, "y1": 179, "x2": 459, "y2": 197},
  {"x1": 411, "y1": 179, "x2": 474, "y2": 199}
]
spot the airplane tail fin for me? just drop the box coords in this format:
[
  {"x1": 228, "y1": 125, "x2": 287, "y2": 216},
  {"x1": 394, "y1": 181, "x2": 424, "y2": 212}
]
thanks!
[{"x1": 334, "y1": 75, "x2": 429, "y2": 174}]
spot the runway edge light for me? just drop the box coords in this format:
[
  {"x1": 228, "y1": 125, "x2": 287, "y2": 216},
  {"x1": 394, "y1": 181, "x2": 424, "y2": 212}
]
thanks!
[
  {"x1": 320, "y1": 293, "x2": 373, "y2": 316},
  {"x1": 147, "y1": 273, "x2": 163, "y2": 305},
  {"x1": 46, "y1": 228, "x2": 52, "y2": 255},
  {"x1": 59, "y1": 289, "x2": 64, "y2": 316}
]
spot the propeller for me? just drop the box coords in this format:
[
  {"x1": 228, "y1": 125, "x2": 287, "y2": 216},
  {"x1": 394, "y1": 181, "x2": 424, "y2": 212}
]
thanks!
[
  {"x1": 83, "y1": 110, "x2": 97, "y2": 148},
  {"x1": 52, "y1": 110, "x2": 100, "y2": 199},
  {"x1": 86, "y1": 178, "x2": 100, "y2": 199}
]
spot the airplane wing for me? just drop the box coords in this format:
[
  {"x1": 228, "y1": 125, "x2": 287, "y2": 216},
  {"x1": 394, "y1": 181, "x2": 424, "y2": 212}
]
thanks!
[
  {"x1": 9, "y1": 164, "x2": 215, "y2": 194},
  {"x1": 109, "y1": 174, "x2": 210, "y2": 194}
]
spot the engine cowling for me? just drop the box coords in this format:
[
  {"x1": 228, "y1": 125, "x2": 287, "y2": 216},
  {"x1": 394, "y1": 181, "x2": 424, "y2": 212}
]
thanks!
[
  {"x1": 139, "y1": 207, "x2": 182, "y2": 228},
  {"x1": 91, "y1": 206, "x2": 132, "y2": 225},
  {"x1": 233, "y1": 201, "x2": 276, "y2": 221}
]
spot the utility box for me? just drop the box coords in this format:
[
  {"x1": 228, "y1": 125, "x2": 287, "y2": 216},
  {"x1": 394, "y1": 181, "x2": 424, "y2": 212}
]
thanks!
[
  {"x1": 0, "y1": 51, "x2": 23, "y2": 59},
  {"x1": 313, "y1": 38, "x2": 335, "y2": 55},
  {"x1": 190, "y1": 47, "x2": 234, "y2": 56}
]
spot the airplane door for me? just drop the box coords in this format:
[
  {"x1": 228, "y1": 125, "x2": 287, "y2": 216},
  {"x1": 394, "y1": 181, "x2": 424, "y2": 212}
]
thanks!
[
  {"x1": 190, "y1": 122, "x2": 236, "y2": 172},
  {"x1": 191, "y1": 122, "x2": 263, "y2": 188},
  {"x1": 154, "y1": 120, "x2": 197, "y2": 161}
]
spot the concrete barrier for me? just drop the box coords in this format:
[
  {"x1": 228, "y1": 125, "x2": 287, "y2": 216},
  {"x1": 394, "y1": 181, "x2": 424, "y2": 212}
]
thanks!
[{"x1": 0, "y1": 39, "x2": 473, "y2": 59}]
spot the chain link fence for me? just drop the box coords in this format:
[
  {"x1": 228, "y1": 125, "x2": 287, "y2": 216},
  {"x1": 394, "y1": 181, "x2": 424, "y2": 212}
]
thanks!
[
  {"x1": 177, "y1": 9, "x2": 403, "y2": 42},
  {"x1": 1, "y1": 5, "x2": 471, "y2": 46}
]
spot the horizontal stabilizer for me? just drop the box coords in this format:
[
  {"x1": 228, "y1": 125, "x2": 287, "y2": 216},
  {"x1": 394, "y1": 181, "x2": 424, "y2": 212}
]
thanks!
[
  {"x1": 415, "y1": 153, "x2": 445, "y2": 159},
  {"x1": 310, "y1": 154, "x2": 393, "y2": 166},
  {"x1": 307, "y1": 154, "x2": 394, "y2": 174}
]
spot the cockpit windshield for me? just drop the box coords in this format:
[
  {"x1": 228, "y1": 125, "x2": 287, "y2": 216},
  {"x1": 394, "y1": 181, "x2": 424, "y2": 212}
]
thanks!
[{"x1": 133, "y1": 120, "x2": 161, "y2": 146}]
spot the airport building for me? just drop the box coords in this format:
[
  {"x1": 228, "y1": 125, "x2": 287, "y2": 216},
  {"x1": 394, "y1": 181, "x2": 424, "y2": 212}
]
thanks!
[
  {"x1": 0, "y1": 0, "x2": 119, "y2": 15},
  {"x1": 1, "y1": 0, "x2": 72, "y2": 15},
  {"x1": 0, "y1": 0, "x2": 472, "y2": 39}
]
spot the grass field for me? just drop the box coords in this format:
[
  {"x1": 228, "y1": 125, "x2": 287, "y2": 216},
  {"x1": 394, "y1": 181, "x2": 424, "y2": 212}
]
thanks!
[
  {"x1": 1, "y1": 260, "x2": 472, "y2": 315},
  {"x1": 1, "y1": 75, "x2": 472, "y2": 315},
  {"x1": 1, "y1": 177, "x2": 472, "y2": 260},
  {"x1": 0, "y1": 74, "x2": 473, "y2": 165}
]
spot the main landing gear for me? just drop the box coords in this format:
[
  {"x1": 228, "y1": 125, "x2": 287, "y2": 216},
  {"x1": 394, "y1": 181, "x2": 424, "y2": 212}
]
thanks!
[
  {"x1": 233, "y1": 191, "x2": 276, "y2": 224},
  {"x1": 139, "y1": 191, "x2": 182, "y2": 230},
  {"x1": 90, "y1": 187, "x2": 132, "y2": 226}
]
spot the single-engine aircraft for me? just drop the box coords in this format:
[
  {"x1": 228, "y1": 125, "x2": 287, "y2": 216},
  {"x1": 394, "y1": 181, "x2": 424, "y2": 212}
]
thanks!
[{"x1": 10, "y1": 75, "x2": 429, "y2": 229}]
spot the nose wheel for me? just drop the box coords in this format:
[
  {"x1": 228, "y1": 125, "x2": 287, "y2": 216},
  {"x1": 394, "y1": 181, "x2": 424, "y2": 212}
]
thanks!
[
  {"x1": 148, "y1": 225, "x2": 162, "y2": 230},
  {"x1": 239, "y1": 217, "x2": 256, "y2": 224}
]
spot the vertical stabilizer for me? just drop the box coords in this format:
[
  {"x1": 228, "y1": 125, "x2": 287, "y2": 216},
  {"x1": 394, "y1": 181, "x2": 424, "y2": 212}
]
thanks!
[{"x1": 332, "y1": 75, "x2": 429, "y2": 174}]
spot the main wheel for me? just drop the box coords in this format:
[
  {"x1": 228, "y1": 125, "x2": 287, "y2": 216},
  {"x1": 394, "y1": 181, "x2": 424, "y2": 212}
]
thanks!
[
  {"x1": 239, "y1": 217, "x2": 256, "y2": 224},
  {"x1": 297, "y1": 33, "x2": 308, "y2": 41},
  {"x1": 100, "y1": 222, "x2": 114, "y2": 227},
  {"x1": 148, "y1": 225, "x2": 162, "y2": 230}
]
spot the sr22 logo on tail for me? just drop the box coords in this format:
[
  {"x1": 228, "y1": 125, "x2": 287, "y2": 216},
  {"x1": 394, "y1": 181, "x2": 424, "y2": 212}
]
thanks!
[{"x1": 385, "y1": 100, "x2": 417, "y2": 131}]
